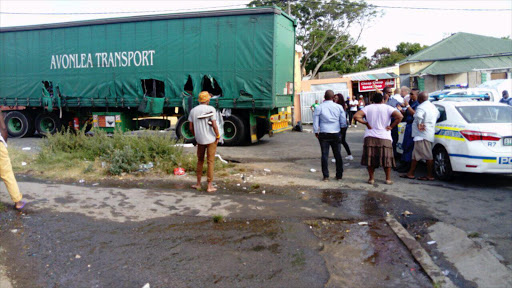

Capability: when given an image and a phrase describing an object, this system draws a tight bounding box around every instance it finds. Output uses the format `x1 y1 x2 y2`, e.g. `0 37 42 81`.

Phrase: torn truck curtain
0 8 294 110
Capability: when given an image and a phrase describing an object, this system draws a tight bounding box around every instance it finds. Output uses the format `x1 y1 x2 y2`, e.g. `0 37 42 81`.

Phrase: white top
412 101 440 143
391 94 404 104
188 104 218 145
361 104 396 141
403 95 411 103
349 100 358 111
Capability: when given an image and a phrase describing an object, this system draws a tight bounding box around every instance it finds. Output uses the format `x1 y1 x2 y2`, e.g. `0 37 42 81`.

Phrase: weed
251 183 261 190
0 202 6 212
212 215 224 223
468 232 480 238
83 162 95 174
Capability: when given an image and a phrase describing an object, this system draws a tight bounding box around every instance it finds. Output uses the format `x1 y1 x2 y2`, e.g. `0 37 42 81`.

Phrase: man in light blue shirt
313 90 347 181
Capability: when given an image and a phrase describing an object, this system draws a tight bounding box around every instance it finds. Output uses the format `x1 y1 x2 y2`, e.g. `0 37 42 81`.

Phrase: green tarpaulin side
415 56 512 76
0 8 295 111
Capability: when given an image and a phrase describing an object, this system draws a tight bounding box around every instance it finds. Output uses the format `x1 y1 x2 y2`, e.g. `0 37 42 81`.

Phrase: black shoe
336 176 343 181
322 177 329 182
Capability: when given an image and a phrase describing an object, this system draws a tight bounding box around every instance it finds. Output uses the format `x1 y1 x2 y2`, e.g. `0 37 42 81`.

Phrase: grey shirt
188 104 217 145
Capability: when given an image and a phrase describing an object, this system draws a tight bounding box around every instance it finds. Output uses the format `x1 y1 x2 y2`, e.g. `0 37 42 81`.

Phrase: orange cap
198 91 211 103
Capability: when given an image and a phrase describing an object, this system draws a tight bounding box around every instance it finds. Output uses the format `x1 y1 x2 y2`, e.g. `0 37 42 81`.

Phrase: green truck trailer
0 7 296 145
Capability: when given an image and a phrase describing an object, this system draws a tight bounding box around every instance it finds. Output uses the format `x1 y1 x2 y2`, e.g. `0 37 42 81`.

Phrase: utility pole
287 0 291 14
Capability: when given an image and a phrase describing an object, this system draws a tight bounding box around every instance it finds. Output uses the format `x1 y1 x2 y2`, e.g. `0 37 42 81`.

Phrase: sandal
399 174 415 179
14 201 26 211
417 176 435 181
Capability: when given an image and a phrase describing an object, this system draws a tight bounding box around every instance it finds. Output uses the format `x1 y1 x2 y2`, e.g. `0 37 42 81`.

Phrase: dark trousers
318 132 343 179
391 126 399 158
349 111 356 125
340 127 351 155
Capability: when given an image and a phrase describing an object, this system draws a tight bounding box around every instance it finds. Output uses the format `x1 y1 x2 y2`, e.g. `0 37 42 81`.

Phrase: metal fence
300 90 350 124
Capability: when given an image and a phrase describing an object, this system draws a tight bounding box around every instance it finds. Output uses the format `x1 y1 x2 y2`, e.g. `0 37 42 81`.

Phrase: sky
1 0 511 58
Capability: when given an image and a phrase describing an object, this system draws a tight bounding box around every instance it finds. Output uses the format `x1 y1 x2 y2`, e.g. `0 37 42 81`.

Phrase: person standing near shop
397 91 419 173
348 95 358 127
358 95 365 110
334 93 353 160
354 92 403 185
189 91 220 193
313 90 346 181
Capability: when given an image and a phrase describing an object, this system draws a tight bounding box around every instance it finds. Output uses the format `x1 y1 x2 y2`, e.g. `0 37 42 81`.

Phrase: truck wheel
175 116 194 143
433 146 454 181
223 115 245 146
4 111 30 138
35 113 62 135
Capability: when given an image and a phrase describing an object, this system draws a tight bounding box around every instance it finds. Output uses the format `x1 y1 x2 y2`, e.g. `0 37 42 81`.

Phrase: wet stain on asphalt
0 210 328 288
321 190 346 207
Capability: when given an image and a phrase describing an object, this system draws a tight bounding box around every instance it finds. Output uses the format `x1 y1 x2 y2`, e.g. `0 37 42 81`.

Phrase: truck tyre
433 146 454 181
35 113 62 135
223 115 245 146
175 116 194 143
4 111 30 138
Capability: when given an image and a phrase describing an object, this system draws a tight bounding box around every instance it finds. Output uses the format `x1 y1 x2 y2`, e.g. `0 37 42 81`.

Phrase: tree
305 43 367 74
396 42 428 57
248 0 379 78
370 42 428 68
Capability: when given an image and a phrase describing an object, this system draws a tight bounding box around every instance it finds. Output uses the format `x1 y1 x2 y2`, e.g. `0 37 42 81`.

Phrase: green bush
36 128 223 176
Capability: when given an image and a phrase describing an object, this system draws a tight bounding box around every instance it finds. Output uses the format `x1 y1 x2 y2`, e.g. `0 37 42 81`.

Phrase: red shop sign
358 79 396 92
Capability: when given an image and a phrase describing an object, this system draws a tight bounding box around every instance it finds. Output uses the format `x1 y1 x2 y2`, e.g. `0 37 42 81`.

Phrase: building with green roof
398 32 512 92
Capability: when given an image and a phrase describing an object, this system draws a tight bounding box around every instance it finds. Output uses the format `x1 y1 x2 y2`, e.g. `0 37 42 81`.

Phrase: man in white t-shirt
402 92 440 181
188 91 220 193
348 96 358 127
0 111 26 210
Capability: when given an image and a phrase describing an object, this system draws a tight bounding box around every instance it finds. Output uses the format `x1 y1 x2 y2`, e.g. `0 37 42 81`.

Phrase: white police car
397 101 512 180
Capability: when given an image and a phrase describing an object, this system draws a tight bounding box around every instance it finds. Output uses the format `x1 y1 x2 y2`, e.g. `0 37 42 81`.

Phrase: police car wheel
433 146 454 181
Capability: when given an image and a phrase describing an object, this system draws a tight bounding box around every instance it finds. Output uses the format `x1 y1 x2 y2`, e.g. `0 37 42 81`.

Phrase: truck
0 7 296 145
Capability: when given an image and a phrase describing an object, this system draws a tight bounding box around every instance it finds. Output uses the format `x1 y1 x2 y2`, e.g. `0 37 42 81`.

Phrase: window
435 105 447 123
456 106 512 123
141 79 165 98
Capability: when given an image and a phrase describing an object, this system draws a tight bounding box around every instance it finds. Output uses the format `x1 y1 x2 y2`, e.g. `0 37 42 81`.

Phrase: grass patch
467 232 480 238
251 183 261 190
10 129 229 180
212 214 224 223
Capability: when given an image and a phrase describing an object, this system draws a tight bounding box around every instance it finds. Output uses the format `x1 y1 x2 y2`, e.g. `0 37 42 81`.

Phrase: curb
385 215 456 288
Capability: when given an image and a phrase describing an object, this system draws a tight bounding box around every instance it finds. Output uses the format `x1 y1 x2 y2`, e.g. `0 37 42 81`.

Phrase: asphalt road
1 127 511 287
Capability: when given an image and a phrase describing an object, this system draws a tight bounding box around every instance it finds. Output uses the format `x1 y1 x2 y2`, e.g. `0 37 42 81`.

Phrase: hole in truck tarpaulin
141 79 165 98
202 75 223 97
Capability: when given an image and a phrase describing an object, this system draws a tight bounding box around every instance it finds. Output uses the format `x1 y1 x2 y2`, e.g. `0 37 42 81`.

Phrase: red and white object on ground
173 167 185 175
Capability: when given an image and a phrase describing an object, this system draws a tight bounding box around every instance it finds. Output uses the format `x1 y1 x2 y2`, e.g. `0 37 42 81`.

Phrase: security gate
300 90 350 124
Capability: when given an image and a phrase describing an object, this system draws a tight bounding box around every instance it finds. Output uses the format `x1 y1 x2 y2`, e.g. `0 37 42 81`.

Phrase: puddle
321 190 346 207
